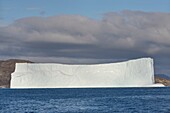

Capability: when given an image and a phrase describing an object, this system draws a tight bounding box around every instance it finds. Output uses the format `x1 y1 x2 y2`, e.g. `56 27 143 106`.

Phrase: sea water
0 88 170 113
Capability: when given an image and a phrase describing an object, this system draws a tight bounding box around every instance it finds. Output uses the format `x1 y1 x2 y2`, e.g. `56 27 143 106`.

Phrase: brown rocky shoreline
0 59 170 88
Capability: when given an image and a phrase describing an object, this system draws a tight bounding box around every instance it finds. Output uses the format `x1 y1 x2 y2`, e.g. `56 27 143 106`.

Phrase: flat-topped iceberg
10 58 164 88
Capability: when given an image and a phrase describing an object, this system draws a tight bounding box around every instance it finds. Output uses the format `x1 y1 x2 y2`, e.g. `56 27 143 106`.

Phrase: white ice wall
11 58 156 88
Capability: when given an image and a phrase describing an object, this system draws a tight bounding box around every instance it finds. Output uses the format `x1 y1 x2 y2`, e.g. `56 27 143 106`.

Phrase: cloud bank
0 10 170 74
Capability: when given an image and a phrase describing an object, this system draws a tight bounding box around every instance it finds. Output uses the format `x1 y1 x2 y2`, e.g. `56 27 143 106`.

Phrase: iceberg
10 58 163 88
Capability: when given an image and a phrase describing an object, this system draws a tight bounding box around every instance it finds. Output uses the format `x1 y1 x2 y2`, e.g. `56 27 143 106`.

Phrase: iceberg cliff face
11 58 159 88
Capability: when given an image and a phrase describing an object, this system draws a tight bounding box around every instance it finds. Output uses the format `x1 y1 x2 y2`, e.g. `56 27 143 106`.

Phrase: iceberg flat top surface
11 58 158 88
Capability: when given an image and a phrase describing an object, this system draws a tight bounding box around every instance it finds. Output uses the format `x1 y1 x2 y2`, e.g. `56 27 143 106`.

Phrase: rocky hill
0 59 32 88
155 75 170 86
0 59 170 88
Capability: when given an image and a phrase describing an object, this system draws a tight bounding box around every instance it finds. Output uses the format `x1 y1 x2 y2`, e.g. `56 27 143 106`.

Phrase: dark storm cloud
0 10 170 74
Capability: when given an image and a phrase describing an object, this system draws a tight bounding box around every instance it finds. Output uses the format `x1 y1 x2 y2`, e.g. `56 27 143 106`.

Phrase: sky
1 0 170 24
0 0 170 75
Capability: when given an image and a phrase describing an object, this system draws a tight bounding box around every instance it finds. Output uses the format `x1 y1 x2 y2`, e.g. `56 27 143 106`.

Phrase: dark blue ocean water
0 88 170 113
